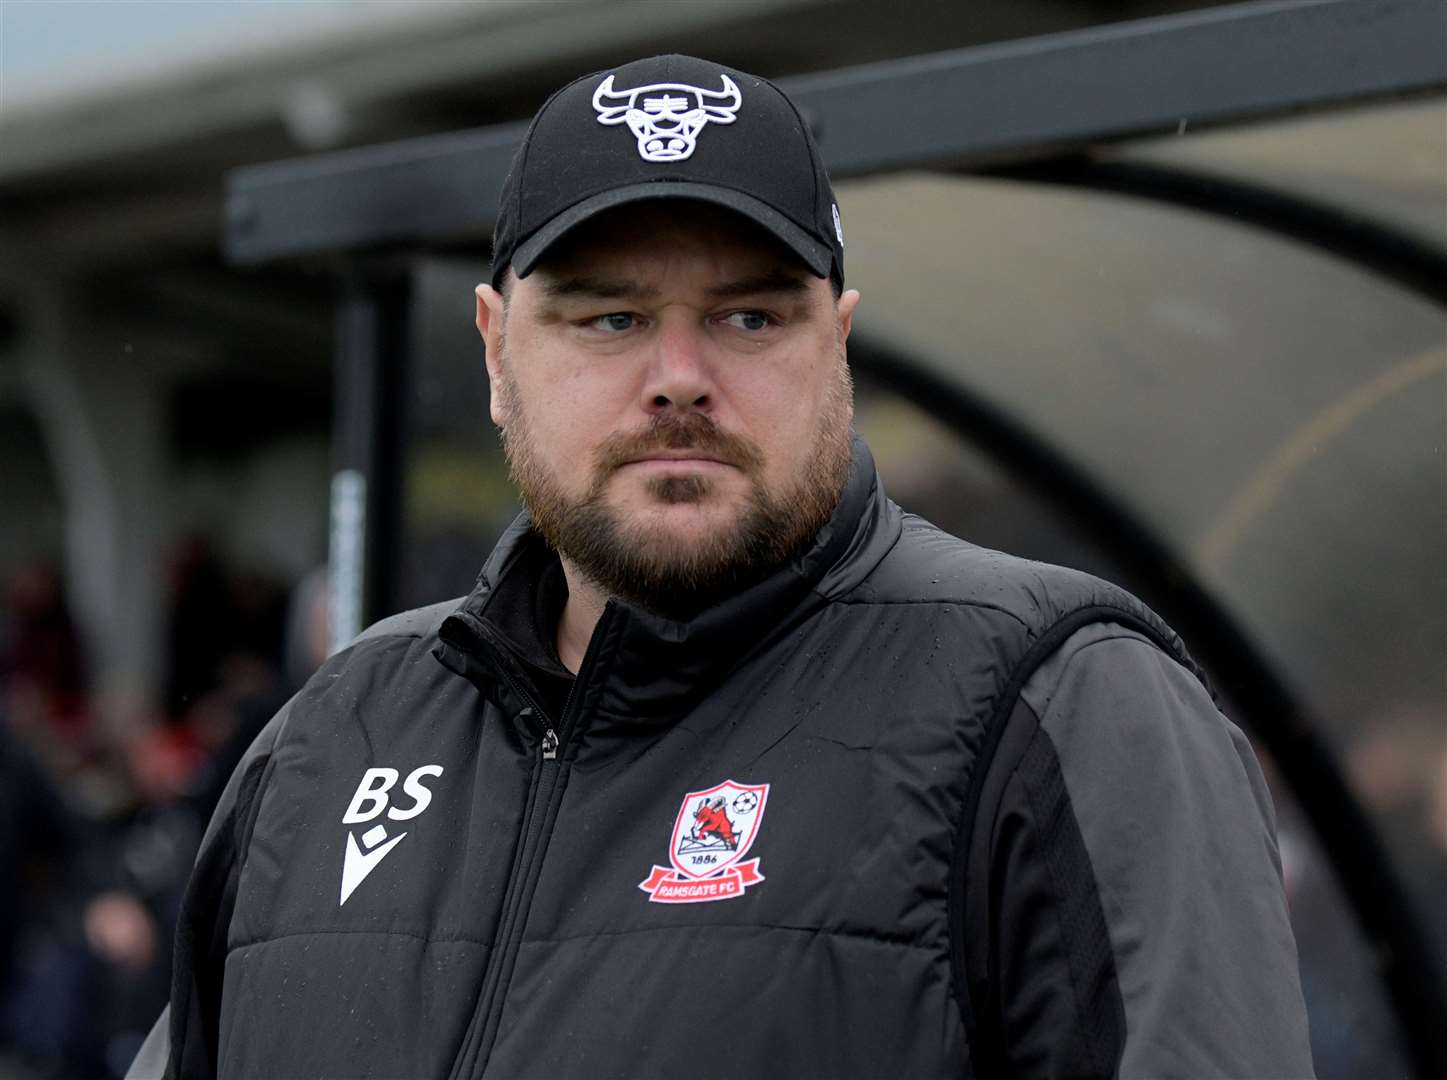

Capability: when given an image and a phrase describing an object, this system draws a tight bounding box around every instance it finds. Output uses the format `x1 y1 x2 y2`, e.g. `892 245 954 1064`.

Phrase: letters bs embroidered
339 765 443 905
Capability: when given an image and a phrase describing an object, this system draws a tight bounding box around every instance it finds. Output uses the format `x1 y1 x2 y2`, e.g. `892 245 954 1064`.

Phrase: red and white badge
638 779 770 904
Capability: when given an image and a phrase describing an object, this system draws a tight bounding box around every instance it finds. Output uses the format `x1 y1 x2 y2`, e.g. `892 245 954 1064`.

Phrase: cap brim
510 182 833 281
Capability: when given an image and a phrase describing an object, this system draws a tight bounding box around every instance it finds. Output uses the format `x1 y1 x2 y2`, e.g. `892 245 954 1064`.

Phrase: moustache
593 413 764 475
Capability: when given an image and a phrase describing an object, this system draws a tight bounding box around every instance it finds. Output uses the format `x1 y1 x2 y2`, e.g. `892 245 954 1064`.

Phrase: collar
437 434 901 724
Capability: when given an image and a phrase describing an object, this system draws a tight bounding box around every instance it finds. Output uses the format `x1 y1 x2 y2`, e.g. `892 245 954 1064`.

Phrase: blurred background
0 1 1443 1077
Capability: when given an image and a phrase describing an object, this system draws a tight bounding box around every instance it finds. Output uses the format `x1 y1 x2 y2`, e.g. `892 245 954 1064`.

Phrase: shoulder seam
352 597 463 645
830 596 1033 630
1038 626 1178 674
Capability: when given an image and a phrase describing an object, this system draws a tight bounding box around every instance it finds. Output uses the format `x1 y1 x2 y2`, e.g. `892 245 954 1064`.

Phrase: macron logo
339 765 443 906
341 828 407 904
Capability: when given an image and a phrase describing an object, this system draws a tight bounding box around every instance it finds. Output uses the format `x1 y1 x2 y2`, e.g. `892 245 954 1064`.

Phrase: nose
640 319 714 415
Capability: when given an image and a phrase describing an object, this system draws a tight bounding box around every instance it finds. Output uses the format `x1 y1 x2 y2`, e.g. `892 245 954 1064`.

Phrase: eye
588 312 638 332
722 310 773 332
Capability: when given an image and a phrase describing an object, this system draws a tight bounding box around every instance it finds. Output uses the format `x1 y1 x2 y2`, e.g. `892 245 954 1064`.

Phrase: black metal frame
223 1 1447 1074
225 0 1447 264
994 157 1447 307
329 264 411 646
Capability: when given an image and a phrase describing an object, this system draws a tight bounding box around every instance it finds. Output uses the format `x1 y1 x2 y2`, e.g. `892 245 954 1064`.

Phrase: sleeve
126 698 296 1080
973 622 1315 1080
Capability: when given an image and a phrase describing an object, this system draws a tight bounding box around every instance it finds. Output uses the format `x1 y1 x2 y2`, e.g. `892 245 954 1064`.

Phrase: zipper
446 604 614 1080
449 611 559 760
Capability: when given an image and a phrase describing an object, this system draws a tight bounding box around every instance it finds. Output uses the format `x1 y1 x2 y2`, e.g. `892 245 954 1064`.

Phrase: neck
556 558 609 673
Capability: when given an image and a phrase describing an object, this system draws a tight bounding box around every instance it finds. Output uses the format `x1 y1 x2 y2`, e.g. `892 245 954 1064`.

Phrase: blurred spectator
1 561 92 764
190 565 329 821
0 719 82 1030
1347 717 1447 962
1273 716 1447 1079
162 535 236 722
0 718 157 1079
283 566 330 694
0 544 324 1078
162 536 286 724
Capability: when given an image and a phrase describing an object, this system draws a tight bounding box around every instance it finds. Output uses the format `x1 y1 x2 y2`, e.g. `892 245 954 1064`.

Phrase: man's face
476 202 860 617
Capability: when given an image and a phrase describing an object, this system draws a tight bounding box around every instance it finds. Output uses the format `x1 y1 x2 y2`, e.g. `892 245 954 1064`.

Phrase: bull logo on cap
592 73 742 162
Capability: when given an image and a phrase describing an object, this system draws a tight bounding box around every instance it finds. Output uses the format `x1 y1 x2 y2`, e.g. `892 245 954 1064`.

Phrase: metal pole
329 263 410 652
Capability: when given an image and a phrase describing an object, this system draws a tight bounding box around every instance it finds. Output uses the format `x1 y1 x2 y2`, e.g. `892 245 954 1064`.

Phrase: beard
494 348 854 620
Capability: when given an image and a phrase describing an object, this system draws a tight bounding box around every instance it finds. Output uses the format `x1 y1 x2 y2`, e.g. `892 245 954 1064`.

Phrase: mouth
621 454 735 471
626 450 731 464
595 416 763 478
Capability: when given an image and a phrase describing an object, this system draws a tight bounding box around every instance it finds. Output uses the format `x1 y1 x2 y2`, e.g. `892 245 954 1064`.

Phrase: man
131 55 1313 1079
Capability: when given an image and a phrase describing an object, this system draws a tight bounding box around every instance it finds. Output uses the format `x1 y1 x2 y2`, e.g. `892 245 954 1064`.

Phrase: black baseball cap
491 54 844 291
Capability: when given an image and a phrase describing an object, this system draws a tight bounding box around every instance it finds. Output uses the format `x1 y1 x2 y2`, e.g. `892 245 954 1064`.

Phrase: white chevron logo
340 824 407 905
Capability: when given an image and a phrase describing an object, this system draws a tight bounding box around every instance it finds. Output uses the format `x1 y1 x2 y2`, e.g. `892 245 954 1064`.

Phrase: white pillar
18 283 169 706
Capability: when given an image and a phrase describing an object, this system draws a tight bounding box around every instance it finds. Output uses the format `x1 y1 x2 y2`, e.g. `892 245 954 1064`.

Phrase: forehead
525 201 821 293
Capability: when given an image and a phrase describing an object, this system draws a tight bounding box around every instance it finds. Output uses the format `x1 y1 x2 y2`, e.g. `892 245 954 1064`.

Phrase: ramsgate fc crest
638 779 769 904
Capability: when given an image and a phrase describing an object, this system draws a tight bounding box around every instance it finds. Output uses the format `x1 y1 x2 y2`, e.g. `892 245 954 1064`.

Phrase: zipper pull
518 707 559 760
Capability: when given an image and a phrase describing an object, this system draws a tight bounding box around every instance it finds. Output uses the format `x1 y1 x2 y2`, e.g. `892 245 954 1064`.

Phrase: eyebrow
539 276 657 301
704 270 812 300
537 269 811 303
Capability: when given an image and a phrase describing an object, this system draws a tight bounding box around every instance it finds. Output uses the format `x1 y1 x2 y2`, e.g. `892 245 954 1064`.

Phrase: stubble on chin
648 474 712 505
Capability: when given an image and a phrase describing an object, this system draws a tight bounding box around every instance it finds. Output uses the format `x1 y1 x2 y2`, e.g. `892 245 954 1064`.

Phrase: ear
836 288 861 343
475 283 508 426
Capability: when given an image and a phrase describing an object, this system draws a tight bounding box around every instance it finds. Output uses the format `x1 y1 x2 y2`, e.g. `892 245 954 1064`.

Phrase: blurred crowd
0 540 327 1080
